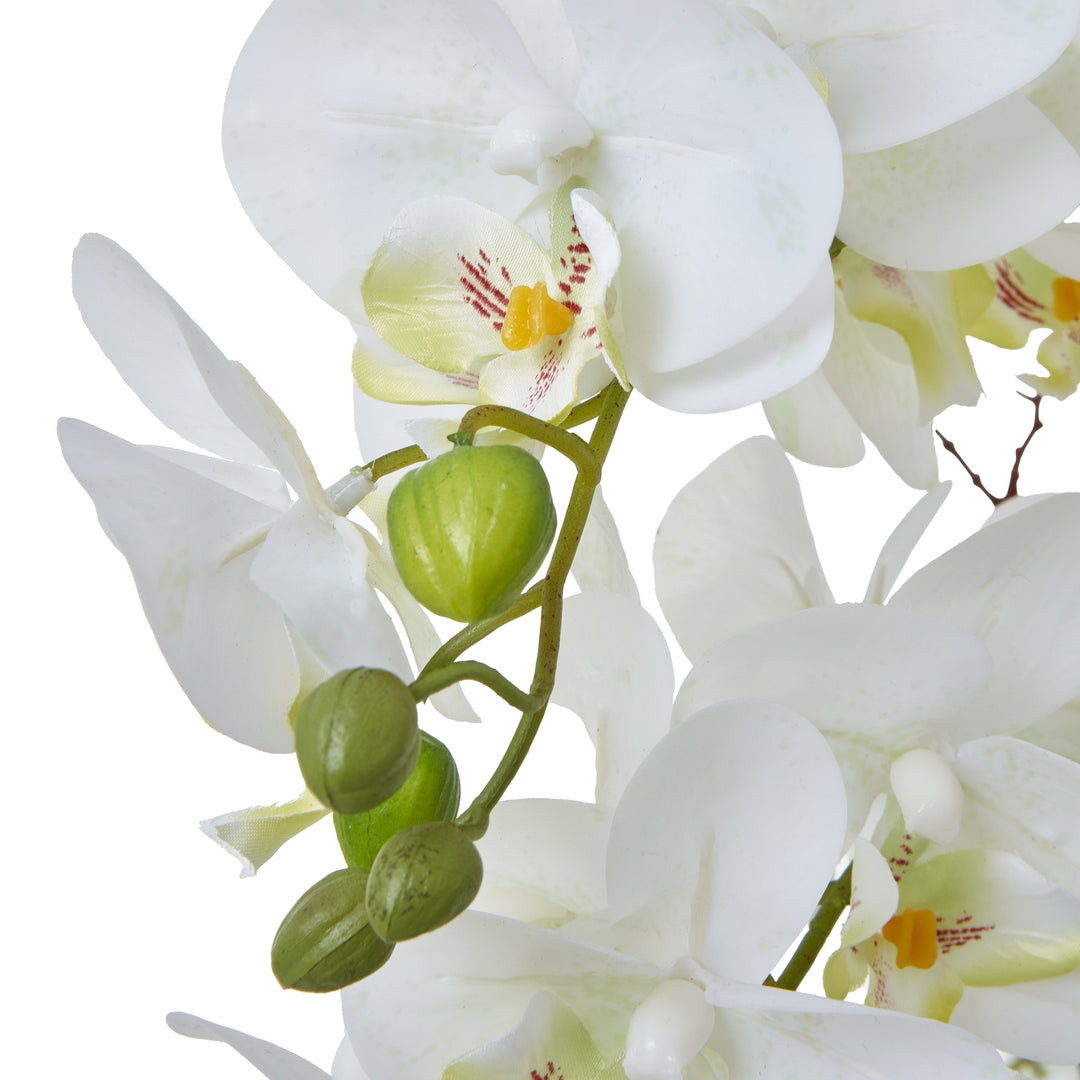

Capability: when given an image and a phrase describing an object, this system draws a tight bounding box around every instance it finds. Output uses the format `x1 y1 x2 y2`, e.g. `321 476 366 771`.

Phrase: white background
7 2 1079 1076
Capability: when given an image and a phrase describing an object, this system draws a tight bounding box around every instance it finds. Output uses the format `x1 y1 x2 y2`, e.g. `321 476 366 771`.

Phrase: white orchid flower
59 235 474 759
969 222 1080 399
338 695 1010 1080
657 437 1080 891
822 837 1080 1063
223 0 843 414
355 179 622 421
762 247 996 488
733 0 1080 269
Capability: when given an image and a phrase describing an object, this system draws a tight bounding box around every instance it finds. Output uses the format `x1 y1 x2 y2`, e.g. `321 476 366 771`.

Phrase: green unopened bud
271 868 394 992
295 668 420 814
387 444 557 622
365 821 483 942
335 732 461 870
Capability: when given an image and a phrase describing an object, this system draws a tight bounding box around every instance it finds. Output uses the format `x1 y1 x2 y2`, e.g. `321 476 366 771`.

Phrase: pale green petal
570 486 639 602
199 791 329 878
351 328 482 408
839 95 1080 271
654 436 832 663
362 197 551 374
762 366 866 469
1019 694 1080 763
900 849 1080 987
444 991 623 1080
1024 220 1080 278
167 1013 331 1080
823 944 870 1000
970 249 1058 349
824 291 940 489
1027 329 1080 398
833 247 985 422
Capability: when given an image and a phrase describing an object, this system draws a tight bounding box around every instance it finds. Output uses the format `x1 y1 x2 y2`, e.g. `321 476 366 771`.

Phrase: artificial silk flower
356 180 621 421
340 704 1010 1080
659 438 1080 890
224 0 843 413
763 247 995 488
823 837 1080 1061
58 235 476 753
969 223 1080 399
733 0 1080 269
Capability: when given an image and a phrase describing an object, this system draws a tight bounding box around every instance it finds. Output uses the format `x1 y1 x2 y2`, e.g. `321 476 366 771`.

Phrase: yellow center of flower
1052 276 1080 323
882 907 938 970
500 282 574 351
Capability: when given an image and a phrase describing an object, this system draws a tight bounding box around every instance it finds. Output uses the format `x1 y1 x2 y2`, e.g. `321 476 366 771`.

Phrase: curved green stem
363 443 427 483
409 660 544 714
458 381 631 838
457 404 601 485
766 862 852 991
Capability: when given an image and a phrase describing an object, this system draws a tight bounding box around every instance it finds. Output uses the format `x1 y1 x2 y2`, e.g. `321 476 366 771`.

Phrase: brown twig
935 392 1043 506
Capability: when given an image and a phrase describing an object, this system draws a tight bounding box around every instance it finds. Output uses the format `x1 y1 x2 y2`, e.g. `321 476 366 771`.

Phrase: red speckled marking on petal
994 260 1047 323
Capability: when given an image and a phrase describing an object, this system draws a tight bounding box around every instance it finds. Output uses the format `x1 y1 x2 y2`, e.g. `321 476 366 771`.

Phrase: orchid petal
478 336 598 421
950 970 1080 1065
342 912 657 1080
362 198 552 374
199 790 328 878
700 973 1007 1080
756 0 1080 154
607 701 846 983
331 1037 368 1080
890 748 966 846
476 799 608 918
832 248 987 421
224 0 554 321
71 235 270 466
1024 220 1080 278
954 736 1080 897
551 593 673 812
146 446 291 509
59 420 297 751
890 493 1080 739
1027 35 1080 154
444 990 623 1080
570 486 638 601
249 502 411 682
654 436 832 663
673 605 993 838
166 1013 331 1080
1019 694 1080 763
824 293 940 489
762 366 866 469
839 95 1080 271
900 849 1080 986
627 257 836 413
843 839 900 948
863 938 967 1022
352 328 482 409
863 482 951 605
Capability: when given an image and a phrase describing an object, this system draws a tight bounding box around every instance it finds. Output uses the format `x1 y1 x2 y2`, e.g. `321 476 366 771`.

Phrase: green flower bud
387 444 557 622
365 821 483 943
335 731 461 870
295 668 420 814
271 867 394 992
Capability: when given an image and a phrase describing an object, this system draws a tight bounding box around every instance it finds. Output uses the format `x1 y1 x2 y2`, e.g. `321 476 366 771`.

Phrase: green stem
364 443 427 483
458 382 632 838
457 404 601 485
409 660 544 714
766 863 853 991
560 392 606 430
